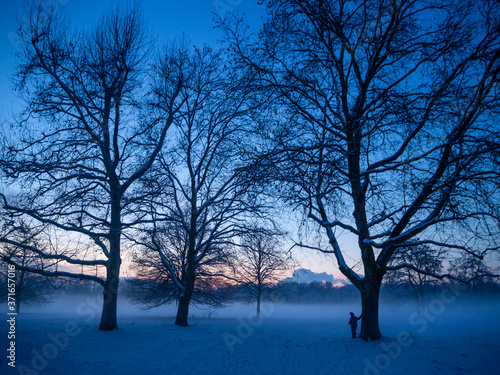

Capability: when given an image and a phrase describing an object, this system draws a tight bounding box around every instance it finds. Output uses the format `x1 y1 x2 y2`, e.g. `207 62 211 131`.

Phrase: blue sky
0 0 263 121
0 0 353 280
2 1 497 282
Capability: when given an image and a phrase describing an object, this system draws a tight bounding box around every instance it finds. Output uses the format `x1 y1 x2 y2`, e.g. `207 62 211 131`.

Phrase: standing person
348 312 362 338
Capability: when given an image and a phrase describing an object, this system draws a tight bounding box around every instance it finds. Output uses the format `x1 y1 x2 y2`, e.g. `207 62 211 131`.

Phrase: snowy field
2 294 499 375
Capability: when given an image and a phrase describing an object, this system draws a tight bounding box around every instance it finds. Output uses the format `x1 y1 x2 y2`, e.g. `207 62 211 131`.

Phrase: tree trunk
175 295 191 327
359 280 382 341
175 274 195 326
99 196 121 331
15 270 24 314
175 189 198 327
256 283 262 319
99 254 120 330
174 226 196 327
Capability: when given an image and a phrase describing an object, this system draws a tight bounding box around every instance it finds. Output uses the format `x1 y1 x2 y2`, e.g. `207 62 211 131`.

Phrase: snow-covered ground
2 294 499 375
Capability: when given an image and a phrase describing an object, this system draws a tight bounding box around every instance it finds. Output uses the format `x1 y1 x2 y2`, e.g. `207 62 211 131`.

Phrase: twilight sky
0 0 354 279
1 1 498 281
0 0 263 121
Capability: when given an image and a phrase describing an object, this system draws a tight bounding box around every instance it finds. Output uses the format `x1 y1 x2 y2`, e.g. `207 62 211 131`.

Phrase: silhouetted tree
450 254 495 292
386 245 444 308
127 221 233 309
0 3 185 330
130 46 268 327
221 0 500 340
0 222 58 312
237 230 291 317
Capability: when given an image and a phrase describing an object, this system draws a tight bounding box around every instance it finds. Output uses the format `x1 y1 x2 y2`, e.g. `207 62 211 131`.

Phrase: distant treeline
7 277 497 310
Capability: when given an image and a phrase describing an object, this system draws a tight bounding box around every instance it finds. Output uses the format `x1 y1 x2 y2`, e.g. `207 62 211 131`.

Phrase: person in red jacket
348 312 362 338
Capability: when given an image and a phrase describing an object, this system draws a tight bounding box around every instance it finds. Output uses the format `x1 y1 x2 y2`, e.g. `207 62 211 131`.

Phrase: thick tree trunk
175 191 198 327
99 254 120 330
175 295 191 327
99 196 121 331
175 273 195 327
359 280 382 341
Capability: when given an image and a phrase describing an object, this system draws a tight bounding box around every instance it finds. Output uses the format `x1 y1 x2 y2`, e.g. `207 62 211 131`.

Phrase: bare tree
385 245 444 309
126 220 233 309
130 46 268 327
221 0 500 340
0 2 185 330
0 222 59 313
450 254 495 292
237 230 291 318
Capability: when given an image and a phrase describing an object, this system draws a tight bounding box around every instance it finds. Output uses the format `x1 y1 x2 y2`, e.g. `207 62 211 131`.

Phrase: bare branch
386 263 500 284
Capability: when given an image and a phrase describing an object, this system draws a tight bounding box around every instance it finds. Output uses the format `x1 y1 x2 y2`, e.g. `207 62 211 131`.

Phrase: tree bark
175 272 195 327
175 295 191 327
99 253 120 330
175 202 197 327
99 195 122 331
99 236 121 330
359 279 382 341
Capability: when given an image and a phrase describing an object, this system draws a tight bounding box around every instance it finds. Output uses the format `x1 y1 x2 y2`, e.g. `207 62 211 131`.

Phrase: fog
2 292 499 375
12 290 500 326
